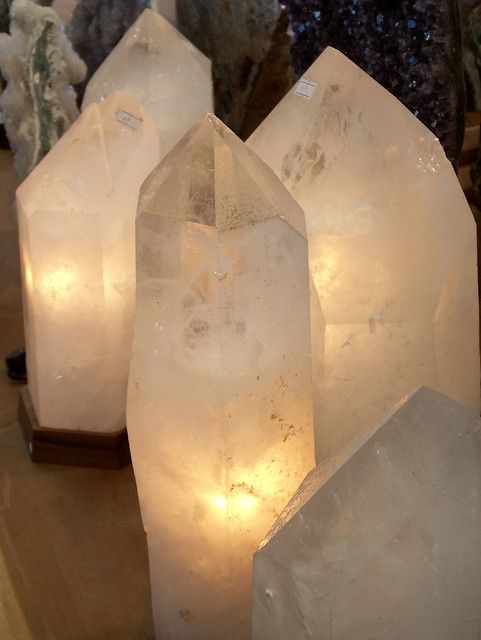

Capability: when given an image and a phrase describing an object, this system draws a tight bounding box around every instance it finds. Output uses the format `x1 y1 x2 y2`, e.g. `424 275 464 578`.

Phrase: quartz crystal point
248 47 480 462
0 0 86 178
82 9 213 153
280 0 465 165
127 113 315 640
69 0 177 95
252 387 481 640
17 91 163 432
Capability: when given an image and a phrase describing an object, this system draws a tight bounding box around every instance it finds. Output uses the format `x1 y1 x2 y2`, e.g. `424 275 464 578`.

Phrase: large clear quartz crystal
82 8 213 153
252 387 481 640
17 91 163 432
248 47 480 462
68 0 178 94
127 114 315 639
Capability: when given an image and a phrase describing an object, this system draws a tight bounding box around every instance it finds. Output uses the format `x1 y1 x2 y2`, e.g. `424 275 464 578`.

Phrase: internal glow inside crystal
82 9 213 153
127 114 315 639
17 91 163 431
248 47 480 462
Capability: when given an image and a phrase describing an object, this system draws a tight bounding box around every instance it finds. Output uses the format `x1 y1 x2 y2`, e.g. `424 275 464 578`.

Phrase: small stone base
18 387 131 469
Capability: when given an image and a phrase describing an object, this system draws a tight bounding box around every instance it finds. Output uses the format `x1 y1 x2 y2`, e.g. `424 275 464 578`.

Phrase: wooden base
18 387 131 469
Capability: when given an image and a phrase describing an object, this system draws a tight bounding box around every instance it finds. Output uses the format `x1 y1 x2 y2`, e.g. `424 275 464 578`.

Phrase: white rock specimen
127 114 315 639
248 47 480 462
82 9 212 153
252 387 481 640
177 0 280 133
0 0 86 178
17 91 162 432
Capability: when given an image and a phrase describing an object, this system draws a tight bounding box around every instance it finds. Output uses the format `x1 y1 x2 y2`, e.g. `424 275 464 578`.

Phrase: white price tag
295 79 318 100
116 109 143 130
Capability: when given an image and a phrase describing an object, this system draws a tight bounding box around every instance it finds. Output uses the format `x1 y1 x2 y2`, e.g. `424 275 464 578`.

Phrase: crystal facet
252 387 481 640
248 47 480 462
69 0 178 94
127 114 315 639
82 9 213 152
17 91 163 432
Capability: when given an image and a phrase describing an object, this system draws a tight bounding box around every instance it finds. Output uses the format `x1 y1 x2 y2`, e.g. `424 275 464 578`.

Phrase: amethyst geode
281 0 465 165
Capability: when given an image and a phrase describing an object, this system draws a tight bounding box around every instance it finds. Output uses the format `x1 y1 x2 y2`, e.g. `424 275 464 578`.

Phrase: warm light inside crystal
127 115 314 640
40 266 77 296
16 91 163 432
210 492 260 517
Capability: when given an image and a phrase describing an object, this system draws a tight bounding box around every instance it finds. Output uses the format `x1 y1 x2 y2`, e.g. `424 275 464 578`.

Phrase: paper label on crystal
295 79 317 99
116 109 143 130
82 9 214 143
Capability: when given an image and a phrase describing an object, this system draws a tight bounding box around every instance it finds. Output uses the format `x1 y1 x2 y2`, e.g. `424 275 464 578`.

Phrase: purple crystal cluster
281 0 465 164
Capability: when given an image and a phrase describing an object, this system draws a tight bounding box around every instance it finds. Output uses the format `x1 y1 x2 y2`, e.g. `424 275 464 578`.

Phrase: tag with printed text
295 79 318 100
116 109 143 130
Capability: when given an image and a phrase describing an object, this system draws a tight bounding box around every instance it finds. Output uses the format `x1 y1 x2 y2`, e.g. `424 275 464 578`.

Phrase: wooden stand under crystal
16 91 163 468
18 387 130 469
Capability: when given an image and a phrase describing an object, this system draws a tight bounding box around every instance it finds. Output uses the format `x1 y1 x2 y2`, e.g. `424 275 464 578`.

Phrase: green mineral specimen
0 0 86 177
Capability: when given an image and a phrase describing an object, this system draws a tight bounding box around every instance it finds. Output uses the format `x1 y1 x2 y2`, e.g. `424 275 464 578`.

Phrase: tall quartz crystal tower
17 91 162 433
127 114 315 640
82 9 213 153
248 47 480 462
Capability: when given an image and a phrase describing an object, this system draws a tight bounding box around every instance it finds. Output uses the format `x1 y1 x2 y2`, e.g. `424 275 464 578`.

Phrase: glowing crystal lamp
82 9 213 153
17 91 163 436
248 47 480 462
127 114 315 639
